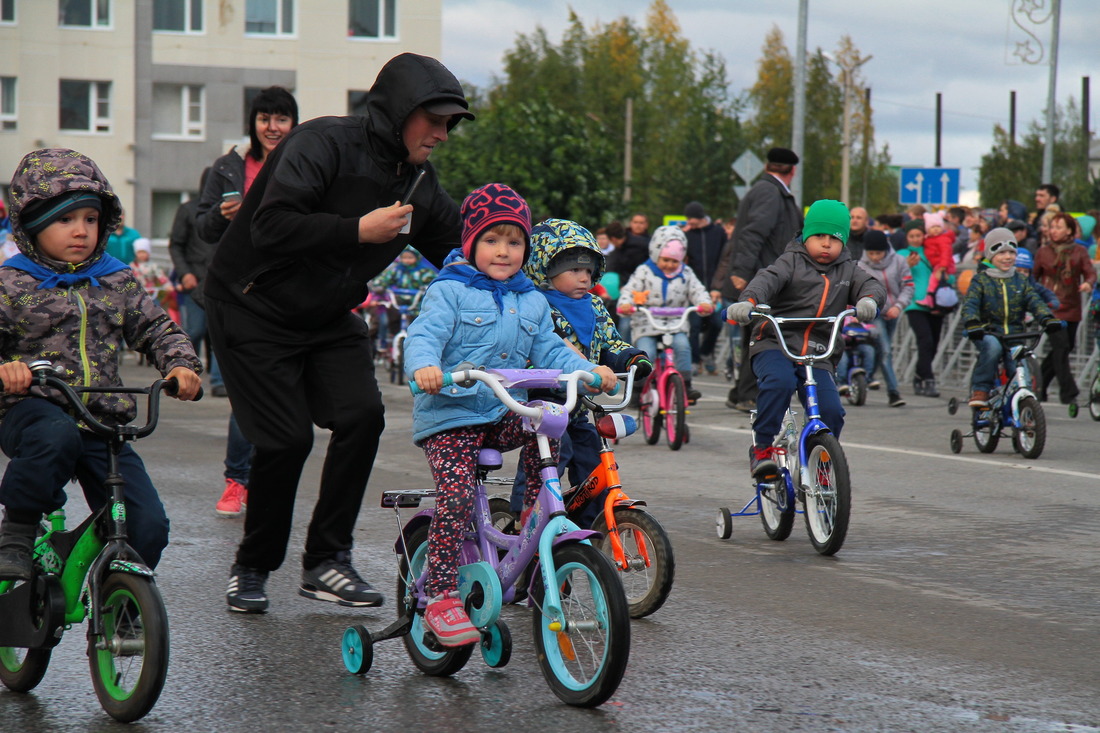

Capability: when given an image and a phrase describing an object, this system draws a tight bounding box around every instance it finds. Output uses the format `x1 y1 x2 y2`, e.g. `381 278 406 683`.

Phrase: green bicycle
0 361 193 722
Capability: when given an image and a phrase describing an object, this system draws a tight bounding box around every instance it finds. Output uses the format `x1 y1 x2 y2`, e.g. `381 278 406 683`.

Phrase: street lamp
822 51 871 206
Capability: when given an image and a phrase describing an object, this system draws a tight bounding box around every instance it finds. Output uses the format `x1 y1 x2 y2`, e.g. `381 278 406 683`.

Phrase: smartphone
222 191 242 204
399 170 425 233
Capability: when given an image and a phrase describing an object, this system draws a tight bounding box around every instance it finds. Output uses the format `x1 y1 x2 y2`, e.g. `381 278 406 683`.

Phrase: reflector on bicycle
596 414 636 439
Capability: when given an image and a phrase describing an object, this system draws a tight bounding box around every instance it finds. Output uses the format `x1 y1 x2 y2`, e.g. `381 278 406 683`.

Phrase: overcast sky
441 0 1097 200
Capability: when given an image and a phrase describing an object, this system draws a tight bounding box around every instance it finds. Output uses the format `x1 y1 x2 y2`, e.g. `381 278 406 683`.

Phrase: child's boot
922 378 940 398
912 377 925 396
887 390 906 407
685 379 701 405
968 389 990 408
0 514 38 580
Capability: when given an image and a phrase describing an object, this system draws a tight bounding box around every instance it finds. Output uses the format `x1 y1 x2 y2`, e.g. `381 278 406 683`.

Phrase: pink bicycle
635 306 698 451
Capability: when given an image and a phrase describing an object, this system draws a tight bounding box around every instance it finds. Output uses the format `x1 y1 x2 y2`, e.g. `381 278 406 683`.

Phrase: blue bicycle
341 368 630 708
716 306 853 556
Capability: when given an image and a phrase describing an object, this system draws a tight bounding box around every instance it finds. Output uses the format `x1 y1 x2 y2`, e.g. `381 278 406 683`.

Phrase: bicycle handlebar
0 361 196 441
750 305 856 364
409 368 601 416
579 365 637 413
635 305 700 333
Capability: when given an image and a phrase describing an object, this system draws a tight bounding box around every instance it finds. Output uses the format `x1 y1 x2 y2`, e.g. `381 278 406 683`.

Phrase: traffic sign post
898 167 960 205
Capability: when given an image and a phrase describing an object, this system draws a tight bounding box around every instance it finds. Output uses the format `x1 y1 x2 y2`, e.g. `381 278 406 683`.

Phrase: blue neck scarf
645 259 684 300
430 248 535 311
4 252 130 290
542 288 597 351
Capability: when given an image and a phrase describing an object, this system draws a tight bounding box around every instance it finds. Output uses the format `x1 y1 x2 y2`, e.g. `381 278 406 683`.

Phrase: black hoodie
204 54 469 329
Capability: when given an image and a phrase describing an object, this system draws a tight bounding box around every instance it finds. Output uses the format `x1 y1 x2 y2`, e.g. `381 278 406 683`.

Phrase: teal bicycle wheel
531 543 630 707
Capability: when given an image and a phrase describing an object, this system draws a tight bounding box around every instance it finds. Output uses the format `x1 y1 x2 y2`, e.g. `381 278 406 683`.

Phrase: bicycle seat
477 449 503 471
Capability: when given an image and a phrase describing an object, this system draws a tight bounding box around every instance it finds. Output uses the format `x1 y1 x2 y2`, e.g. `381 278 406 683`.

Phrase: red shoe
749 445 779 479
216 478 247 516
424 592 481 647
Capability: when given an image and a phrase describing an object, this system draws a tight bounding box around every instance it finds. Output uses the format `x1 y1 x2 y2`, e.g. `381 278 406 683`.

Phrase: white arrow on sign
941 172 951 204
904 172 924 204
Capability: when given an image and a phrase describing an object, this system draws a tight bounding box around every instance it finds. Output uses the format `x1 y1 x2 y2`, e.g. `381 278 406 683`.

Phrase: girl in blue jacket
404 183 616 647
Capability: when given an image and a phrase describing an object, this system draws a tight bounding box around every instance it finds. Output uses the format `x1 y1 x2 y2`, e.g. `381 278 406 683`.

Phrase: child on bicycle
0 148 203 581
726 199 884 480
961 228 1060 408
367 245 436 340
509 218 653 525
405 184 617 647
616 225 714 403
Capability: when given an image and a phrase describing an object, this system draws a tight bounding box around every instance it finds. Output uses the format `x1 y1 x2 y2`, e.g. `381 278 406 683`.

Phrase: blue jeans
689 310 724 362
637 333 692 376
837 343 876 383
870 317 901 394
225 412 253 483
971 335 1015 393
751 349 845 447
0 398 169 568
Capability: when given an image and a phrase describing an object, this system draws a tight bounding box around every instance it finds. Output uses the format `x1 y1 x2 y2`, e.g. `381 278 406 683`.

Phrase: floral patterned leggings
421 414 558 596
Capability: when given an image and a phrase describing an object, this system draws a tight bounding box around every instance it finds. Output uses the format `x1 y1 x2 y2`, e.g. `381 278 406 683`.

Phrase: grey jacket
739 238 886 370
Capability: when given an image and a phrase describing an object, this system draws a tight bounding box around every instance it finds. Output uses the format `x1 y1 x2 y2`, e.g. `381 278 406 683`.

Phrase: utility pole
827 49 871 206
1041 0 1061 183
791 0 808 207
623 97 633 204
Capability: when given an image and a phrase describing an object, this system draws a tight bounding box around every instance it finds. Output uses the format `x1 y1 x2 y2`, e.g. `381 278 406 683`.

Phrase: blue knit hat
22 191 103 236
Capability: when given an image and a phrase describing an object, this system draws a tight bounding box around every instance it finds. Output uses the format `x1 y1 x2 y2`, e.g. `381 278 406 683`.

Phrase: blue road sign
899 167 961 205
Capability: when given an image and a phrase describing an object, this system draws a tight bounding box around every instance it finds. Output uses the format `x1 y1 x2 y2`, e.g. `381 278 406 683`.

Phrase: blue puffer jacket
404 278 598 443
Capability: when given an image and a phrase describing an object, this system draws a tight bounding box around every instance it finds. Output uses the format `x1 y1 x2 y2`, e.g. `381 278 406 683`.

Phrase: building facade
0 0 443 240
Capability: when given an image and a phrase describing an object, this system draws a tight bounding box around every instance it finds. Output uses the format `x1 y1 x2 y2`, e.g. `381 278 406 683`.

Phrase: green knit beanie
802 199 850 244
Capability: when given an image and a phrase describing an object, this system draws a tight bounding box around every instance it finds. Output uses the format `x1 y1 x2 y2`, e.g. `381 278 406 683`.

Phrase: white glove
726 301 755 325
855 297 878 323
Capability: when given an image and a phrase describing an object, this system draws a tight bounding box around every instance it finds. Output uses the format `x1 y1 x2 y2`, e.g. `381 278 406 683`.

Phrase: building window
347 90 369 116
153 0 202 32
59 0 111 28
152 84 204 140
1 77 16 131
348 0 396 39
1 0 15 24
245 0 294 36
59 80 111 133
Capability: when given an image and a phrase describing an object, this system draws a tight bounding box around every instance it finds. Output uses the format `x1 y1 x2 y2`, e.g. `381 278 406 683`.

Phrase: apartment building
0 0 443 239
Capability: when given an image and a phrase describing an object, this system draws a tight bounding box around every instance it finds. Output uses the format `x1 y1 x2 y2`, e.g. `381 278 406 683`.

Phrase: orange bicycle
489 367 675 618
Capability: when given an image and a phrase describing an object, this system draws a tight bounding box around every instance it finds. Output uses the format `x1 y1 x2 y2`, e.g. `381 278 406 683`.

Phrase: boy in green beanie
725 199 885 479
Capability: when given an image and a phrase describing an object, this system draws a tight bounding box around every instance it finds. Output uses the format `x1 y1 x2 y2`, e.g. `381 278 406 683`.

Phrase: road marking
696 423 1100 482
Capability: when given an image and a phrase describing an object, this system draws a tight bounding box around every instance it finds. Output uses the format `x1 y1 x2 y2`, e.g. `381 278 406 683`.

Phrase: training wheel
480 619 512 668
949 429 963 454
342 625 373 674
1068 402 1079 419
716 507 733 540
947 397 959 415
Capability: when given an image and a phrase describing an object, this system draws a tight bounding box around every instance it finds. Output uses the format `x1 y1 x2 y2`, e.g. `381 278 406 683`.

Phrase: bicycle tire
639 375 661 445
531 543 630 707
1012 396 1045 459
759 471 795 541
397 524 474 676
801 433 851 556
665 372 687 451
0 645 52 693
591 507 675 618
848 372 867 406
1089 372 1100 421
973 412 1000 453
89 573 169 723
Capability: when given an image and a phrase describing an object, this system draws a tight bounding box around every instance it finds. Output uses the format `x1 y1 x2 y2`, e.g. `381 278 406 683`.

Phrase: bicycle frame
636 306 697 399
974 332 1042 431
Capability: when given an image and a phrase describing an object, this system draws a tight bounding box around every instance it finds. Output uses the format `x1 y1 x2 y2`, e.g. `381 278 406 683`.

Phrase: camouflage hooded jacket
2 148 200 424
523 218 642 372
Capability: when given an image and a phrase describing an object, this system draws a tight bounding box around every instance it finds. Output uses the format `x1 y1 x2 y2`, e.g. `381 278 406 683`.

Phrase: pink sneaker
424 592 480 647
215 478 247 516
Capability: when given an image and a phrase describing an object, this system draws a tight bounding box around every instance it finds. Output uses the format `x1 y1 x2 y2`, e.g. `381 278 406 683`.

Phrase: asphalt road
3 358 1099 732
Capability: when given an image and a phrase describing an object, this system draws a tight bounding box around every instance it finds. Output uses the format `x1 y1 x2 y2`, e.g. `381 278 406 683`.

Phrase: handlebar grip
408 372 454 395
194 386 204 402
587 371 602 391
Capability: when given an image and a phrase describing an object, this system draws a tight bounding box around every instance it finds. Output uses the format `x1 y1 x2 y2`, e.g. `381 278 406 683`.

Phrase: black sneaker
687 387 702 404
888 391 906 407
227 564 269 613
299 551 384 607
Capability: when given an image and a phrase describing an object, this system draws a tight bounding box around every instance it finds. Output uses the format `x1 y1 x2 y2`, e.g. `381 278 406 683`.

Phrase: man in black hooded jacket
205 53 473 614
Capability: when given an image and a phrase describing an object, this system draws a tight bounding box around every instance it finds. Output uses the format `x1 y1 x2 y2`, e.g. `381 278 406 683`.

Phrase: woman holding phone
191 86 299 516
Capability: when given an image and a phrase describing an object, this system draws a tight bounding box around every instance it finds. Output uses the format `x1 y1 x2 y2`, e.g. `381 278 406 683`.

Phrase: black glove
628 355 654 380
967 329 985 342
1044 319 1065 334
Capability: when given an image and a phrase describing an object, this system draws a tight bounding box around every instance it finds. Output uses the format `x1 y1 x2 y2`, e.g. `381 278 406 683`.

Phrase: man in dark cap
205 53 474 614
722 147 803 410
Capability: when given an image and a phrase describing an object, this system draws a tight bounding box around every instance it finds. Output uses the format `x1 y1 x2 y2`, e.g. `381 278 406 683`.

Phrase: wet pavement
3 359 1099 732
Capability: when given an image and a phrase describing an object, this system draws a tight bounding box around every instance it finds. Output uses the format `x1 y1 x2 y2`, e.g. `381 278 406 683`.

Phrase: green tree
432 0 746 229
978 98 1099 211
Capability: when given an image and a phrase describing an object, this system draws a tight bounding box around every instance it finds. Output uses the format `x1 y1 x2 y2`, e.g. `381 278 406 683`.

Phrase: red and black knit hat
460 183 532 261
